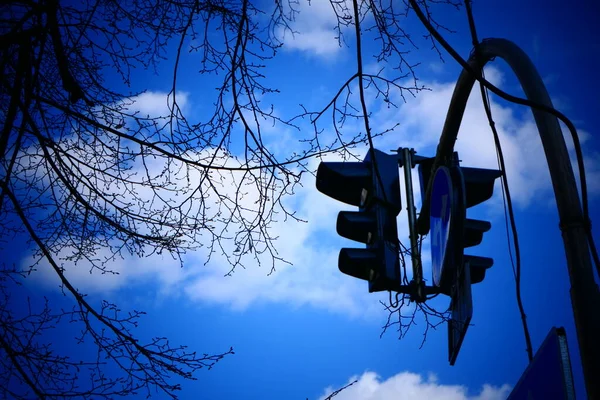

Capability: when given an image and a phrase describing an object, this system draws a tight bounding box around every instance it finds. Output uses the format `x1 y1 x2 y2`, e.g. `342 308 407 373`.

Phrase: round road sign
430 166 453 287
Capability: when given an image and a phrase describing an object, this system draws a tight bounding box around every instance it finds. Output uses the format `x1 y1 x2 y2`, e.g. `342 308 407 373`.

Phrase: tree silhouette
1 0 455 397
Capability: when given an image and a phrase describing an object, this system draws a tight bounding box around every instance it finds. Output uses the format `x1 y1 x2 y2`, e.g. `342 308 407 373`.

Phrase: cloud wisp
279 1 350 57
318 371 511 400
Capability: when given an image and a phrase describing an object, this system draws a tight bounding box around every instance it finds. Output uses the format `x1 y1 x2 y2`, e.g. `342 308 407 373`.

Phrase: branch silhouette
1 0 457 397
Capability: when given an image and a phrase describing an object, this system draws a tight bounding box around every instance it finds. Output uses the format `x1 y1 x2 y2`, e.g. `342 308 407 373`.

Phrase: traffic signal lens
360 188 369 207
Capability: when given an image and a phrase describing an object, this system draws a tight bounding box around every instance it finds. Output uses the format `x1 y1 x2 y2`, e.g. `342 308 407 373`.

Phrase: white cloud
280 1 349 57
181 165 392 317
318 371 511 400
128 91 190 117
22 149 404 319
22 247 189 295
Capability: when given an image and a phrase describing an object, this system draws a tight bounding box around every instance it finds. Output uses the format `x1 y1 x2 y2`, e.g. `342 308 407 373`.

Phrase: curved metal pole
417 38 600 399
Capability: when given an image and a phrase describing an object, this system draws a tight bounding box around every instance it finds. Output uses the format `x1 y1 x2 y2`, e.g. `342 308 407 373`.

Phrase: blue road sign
508 327 575 400
448 256 473 365
430 166 453 287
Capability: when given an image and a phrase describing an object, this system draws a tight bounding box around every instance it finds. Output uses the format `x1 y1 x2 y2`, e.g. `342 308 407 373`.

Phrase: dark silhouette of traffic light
316 148 401 292
459 166 503 285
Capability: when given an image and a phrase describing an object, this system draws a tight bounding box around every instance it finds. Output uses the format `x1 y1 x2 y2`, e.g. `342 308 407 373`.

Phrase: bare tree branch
1 0 459 397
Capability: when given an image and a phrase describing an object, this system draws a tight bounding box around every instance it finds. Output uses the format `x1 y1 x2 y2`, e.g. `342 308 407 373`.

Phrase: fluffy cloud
181 160 395 317
128 90 189 117
318 371 511 400
24 153 395 318
22 247 189 295
279 1 349 57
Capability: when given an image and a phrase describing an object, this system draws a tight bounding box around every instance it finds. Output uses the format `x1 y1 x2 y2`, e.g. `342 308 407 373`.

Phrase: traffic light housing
316 149 401 292
458 166 502 286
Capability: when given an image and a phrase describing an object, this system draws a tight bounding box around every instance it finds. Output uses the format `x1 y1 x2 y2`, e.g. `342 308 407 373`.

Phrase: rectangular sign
507 327 575 400
448 260 473 365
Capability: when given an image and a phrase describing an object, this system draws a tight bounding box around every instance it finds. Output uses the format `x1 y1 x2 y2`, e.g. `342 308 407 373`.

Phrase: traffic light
458 166 503 285
316 148 401 292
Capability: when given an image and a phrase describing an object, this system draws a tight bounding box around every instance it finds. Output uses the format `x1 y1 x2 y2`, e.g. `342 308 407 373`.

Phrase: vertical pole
402 148 424 301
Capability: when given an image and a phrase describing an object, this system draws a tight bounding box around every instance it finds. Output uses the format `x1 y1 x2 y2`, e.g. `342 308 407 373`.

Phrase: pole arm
401 148 425 301
416 37 600 399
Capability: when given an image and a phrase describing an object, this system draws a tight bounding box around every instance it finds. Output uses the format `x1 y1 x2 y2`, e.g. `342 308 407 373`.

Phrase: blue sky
4 0 600 399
